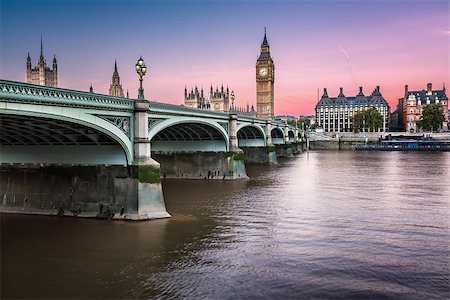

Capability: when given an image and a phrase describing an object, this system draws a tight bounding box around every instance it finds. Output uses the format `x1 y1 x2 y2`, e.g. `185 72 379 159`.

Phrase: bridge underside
238 126 265 147
151 122 227 152
288 131 295 143
0 114 127 165
271 128 284 144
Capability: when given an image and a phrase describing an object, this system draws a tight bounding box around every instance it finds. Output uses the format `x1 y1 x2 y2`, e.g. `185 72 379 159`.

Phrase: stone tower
209 84 229 112
26 37 58 87
256 28 275 119
109 60 124 97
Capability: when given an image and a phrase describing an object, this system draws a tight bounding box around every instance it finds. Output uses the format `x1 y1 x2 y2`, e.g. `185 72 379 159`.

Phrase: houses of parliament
184 29 275 119
27 29 276 119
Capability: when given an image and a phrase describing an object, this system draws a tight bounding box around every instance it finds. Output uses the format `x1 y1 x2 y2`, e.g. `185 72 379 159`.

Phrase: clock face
259 67 268 77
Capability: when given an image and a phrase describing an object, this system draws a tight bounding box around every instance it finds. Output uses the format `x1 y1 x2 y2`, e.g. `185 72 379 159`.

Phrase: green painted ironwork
0 80 134 111
0 80 302 155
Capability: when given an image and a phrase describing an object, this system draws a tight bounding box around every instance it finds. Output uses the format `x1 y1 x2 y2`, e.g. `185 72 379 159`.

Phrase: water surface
2 151 449 299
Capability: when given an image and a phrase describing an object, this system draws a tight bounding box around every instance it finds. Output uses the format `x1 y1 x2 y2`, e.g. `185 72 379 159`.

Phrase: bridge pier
0 164 169 220
240 146 278 164
130 98 170 219
276 143 294 157
152 152 247 179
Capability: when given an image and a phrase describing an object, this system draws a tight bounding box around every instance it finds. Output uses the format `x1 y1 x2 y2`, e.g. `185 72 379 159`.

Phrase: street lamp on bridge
230 91 235 110
135 56 147 100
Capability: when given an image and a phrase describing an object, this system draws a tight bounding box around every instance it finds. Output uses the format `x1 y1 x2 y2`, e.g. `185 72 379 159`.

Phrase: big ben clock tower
256 28 275 119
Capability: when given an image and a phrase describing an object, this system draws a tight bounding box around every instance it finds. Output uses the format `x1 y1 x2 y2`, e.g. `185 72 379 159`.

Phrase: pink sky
2 0 449 116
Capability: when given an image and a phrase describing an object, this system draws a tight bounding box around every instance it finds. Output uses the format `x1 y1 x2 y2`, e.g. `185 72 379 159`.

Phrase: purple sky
1 0 449 115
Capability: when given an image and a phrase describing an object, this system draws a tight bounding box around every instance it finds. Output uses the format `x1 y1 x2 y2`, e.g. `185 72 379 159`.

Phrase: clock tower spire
256 28 275 119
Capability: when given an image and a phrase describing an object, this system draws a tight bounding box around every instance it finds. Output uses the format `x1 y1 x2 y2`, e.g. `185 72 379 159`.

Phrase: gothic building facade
402 83 448 132
256 28 275 119
109 60 124 97
183 85 256 116
26 38 57 87
184 85 230 112
315 86 390 132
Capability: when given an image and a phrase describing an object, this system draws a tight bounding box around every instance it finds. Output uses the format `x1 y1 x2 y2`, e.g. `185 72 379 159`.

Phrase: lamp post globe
135 56 148 100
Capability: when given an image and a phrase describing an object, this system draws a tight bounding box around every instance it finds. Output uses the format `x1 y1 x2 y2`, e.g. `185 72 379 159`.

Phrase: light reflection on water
1 151 449 299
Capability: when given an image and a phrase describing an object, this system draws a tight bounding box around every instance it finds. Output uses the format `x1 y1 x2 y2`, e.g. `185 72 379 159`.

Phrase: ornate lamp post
230 90 235 110
135 56 147 100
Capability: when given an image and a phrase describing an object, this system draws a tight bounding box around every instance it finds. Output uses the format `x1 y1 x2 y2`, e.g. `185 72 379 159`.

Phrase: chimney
404 84 408 94
359 86 363 93
427 83 432 93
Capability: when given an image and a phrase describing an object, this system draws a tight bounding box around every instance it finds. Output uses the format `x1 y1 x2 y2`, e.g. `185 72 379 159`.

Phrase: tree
417 103 445 132
352 111 365 133
365 107 383 132
352 107 383 133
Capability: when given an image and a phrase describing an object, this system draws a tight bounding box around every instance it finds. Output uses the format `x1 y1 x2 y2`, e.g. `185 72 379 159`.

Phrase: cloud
338 44 358 87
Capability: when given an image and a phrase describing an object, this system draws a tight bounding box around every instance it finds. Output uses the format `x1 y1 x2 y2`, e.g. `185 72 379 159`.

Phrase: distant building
402 83 448 132
230 103 257 117
26 37 57 87
109 60 124 97
274 115 297 123
315 86 390 132
183 85 256 116
184 85 230 112
389 98 404 131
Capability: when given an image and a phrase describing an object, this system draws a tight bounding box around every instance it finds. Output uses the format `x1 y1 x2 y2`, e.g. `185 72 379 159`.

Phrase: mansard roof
407 89 448 101
315 86 389 109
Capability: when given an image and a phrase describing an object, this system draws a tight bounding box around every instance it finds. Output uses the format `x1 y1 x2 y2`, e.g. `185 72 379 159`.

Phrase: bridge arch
236 124 266 147
271 127 284 144
288 130 295 143
149 118 229 152
0 107 133 165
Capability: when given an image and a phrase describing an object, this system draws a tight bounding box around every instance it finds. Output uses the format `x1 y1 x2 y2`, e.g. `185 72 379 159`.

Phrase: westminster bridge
0 79 303 220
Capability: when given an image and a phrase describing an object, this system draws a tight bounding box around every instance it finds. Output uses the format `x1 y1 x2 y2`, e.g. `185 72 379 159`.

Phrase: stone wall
152 152 248 180
275 144 294 157
309 140 378 150
0 164 169 220
240 147 278 165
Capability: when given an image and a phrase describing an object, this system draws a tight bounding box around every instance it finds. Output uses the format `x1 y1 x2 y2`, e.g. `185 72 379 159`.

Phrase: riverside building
402 83 448 133
183 85 257 116
184 85 230 112
315 86 390 132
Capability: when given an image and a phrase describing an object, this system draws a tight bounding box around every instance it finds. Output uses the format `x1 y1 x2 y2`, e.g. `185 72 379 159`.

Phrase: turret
39 36 45 65
27 52 31 68
260 27 270 54
357 86 364 97
322 88 328 98
338 87 345 97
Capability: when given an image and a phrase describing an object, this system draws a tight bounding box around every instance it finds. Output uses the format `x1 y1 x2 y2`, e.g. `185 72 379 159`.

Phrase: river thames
1 151 449 299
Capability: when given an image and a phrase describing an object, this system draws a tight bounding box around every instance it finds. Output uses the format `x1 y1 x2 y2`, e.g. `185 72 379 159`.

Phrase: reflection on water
2 151 449 299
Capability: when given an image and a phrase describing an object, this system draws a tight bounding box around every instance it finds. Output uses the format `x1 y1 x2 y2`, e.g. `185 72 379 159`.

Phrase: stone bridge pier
149 114 247 180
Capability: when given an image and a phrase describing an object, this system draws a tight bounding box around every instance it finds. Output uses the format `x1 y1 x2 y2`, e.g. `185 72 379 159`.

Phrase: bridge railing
0 79 135 111
0 79 299 132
